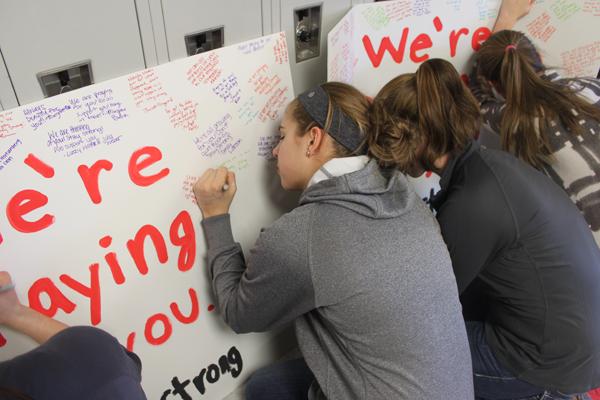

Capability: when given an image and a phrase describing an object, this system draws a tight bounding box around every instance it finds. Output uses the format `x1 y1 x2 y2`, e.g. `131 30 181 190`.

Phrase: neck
301 156 332 189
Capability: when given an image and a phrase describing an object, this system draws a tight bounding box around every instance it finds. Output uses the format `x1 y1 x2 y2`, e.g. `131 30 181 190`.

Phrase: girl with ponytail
194 82 473 400
369 57 600 399
471 0 600 244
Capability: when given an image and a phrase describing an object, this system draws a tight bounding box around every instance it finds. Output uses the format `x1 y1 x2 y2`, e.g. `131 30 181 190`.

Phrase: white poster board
0 32 296 399
328 0 599 201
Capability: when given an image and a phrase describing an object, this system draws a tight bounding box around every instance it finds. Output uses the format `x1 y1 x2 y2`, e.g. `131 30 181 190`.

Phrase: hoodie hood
299 159 417 219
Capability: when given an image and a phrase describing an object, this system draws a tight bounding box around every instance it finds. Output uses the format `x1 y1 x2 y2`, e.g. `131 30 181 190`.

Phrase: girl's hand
193 167 237 218
494 0 534 32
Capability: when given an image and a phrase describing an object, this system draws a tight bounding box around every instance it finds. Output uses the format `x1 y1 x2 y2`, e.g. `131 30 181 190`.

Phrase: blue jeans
467 321 588 400
245 358 314 400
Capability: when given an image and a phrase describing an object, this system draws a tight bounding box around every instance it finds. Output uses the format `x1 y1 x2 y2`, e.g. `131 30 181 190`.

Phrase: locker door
0 50 18 110
276 0 354 94
0 0 146 105
154 0 264 61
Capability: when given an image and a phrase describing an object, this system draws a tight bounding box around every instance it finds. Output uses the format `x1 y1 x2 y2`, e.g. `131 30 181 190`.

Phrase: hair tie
505 44 517 52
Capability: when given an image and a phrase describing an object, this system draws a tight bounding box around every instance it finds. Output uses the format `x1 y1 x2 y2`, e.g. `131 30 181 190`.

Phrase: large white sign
329 0 598 95
329 0 599 203
0 32 296 399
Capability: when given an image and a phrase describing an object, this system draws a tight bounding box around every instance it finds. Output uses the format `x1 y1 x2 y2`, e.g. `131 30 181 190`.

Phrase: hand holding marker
193 167 237 218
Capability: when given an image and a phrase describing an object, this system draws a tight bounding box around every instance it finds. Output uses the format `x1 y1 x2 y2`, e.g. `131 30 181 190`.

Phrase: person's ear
307 125 325 154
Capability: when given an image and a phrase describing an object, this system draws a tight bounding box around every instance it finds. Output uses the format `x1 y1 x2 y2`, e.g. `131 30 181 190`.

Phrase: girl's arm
194 167 316 333
0 271 68 344
468 64 505 134
493 0 534 32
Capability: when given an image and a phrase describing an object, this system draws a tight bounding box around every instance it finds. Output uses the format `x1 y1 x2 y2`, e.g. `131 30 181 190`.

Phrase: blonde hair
477 30 600 169
291 82 371 157
369 58 480 173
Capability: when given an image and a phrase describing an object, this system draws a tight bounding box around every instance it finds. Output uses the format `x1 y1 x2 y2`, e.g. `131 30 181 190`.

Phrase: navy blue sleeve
0 326 146 400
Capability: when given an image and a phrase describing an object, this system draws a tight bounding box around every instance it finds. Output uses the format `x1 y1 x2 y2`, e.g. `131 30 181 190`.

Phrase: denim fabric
245 358 315 400
467 321 588 400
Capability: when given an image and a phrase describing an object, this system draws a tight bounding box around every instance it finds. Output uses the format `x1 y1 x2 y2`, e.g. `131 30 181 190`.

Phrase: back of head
369 58 480 174
477 30 600 168
477 30 544 80
294 82 371 157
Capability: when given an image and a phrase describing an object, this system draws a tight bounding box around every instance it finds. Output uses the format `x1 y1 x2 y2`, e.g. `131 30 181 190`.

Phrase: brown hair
369 58 480 173
477 30 600 169
291 82 371 157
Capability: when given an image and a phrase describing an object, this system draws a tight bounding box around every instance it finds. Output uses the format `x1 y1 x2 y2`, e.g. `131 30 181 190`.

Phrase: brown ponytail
416 59 480 171
369 59 480 174
368 74 424 175
477 30 600 169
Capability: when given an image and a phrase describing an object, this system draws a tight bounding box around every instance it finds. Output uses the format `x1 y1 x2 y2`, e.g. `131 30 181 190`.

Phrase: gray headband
297 86 364 153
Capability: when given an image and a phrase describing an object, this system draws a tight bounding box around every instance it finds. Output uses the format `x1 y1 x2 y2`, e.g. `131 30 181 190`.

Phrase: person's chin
278 177 289 190
280 180 302 191
280 181 293 191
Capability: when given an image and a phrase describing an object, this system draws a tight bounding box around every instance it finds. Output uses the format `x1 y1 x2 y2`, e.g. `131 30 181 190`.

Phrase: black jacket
0 326 146 400
432 140 600 393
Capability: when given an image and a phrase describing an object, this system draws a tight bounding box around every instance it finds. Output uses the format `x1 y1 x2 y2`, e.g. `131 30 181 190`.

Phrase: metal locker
0 0 147 106
273 0 356 94
0 50 18 110
149 0 265 63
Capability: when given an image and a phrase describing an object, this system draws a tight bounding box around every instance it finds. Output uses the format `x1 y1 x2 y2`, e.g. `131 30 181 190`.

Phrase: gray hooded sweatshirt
201 160 473 399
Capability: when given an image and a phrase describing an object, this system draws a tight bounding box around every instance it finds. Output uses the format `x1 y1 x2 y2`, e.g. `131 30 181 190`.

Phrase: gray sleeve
201 212 316 334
